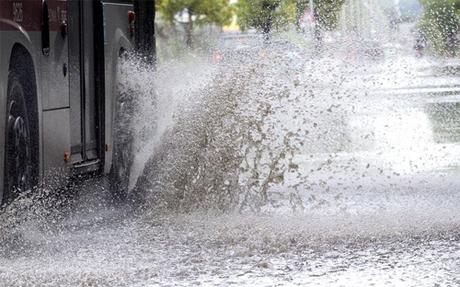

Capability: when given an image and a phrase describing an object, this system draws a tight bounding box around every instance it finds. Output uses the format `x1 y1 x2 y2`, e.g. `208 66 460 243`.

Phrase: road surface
1 36 460 287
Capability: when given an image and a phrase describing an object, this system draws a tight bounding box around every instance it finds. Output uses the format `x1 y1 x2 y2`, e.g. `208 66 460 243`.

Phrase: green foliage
157 0 232 47
418 0 460 55
157 0 233 26
235 0 345 33
236 0 296 32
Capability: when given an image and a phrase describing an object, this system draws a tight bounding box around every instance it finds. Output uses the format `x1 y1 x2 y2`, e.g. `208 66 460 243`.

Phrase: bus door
68 0 105 170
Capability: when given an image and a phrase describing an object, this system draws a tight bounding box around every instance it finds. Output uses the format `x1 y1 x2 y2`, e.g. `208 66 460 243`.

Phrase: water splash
2 29 460 286
118 33 460 220
339 0 390 41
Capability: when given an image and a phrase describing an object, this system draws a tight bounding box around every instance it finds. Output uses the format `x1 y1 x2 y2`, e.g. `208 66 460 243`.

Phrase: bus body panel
1 0 134 204
41 30 71 175
1 0 71 197
41 30 69 110
43 109 71 177
68 0 101 164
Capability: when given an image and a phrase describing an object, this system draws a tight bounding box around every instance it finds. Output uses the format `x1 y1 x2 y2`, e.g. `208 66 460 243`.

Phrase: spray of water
116 28 460 231
2 24 460 286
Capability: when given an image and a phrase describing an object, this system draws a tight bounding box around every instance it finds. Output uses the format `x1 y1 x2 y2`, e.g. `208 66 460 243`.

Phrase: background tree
418 0 460 56
157 0 233 47
236 0 345 34
236 0 296 34
312 0 345 31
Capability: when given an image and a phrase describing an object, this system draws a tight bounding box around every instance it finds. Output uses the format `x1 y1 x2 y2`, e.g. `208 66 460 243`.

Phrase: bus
0 0 141 205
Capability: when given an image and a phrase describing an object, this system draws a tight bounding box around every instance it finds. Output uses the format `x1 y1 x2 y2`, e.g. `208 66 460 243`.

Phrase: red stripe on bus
0 0 67 32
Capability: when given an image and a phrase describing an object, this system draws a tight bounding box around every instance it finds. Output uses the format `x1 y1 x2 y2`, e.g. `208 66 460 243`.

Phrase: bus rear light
60 21 67 38
128 11 136 23
64 152 71 163
128 11 135 38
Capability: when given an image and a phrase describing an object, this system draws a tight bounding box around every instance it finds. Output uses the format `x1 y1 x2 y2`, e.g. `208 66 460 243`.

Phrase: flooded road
2 38 460 286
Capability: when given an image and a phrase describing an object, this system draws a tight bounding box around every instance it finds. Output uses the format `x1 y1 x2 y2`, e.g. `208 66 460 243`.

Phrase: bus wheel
4 73 36 204
110 96 134 203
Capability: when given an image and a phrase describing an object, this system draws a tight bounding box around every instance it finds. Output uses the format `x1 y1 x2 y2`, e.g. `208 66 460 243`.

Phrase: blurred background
153 0 460 61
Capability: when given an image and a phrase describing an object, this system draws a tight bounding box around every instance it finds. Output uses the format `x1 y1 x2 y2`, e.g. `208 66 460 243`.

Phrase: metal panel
40 30 69 110
68 0 82 162
68 0 100 164
42 109 71 172
41 0 70 110
82 0 97 160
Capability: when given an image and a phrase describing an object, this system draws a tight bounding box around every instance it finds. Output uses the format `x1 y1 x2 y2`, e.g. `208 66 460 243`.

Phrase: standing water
2 15 460 287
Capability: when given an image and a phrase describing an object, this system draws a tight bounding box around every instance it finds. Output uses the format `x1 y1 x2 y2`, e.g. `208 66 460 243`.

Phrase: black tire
3 49 39 205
